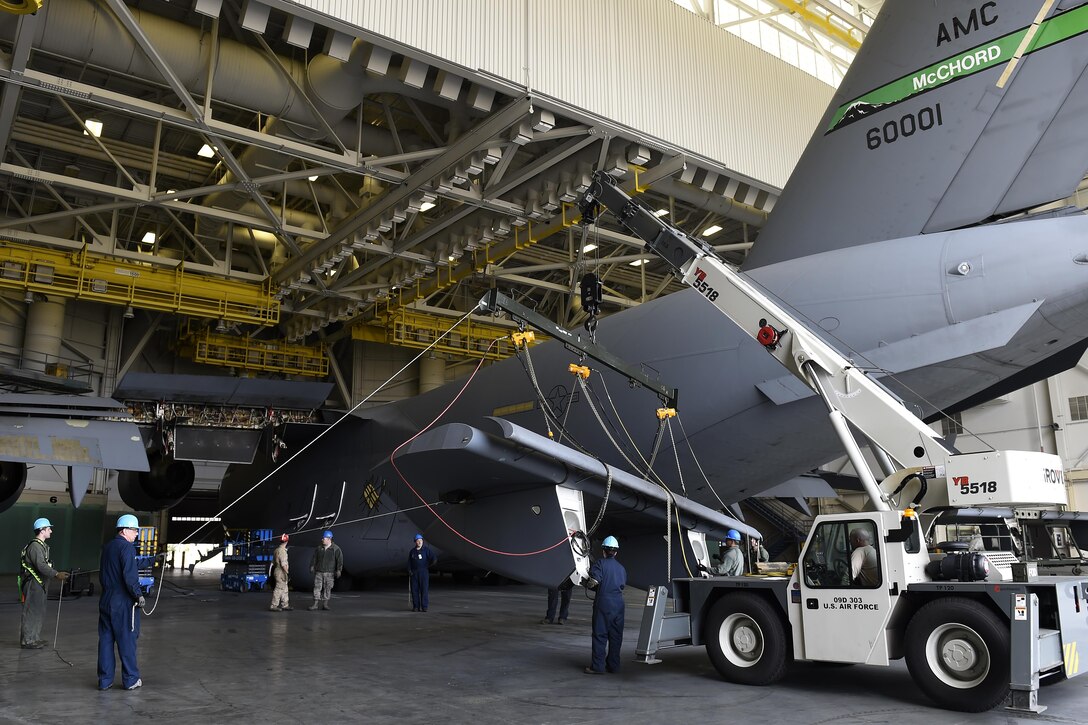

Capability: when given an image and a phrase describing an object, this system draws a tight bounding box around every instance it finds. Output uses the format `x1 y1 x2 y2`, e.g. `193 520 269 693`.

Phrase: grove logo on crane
690 267 720 302
1044 468 1066 486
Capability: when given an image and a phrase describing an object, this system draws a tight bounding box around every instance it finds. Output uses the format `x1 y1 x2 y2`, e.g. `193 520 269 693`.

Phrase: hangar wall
280 0 835 190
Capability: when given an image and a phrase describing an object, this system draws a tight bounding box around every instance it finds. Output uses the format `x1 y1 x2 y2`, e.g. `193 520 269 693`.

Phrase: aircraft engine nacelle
0 460 27 513
117 452 195 511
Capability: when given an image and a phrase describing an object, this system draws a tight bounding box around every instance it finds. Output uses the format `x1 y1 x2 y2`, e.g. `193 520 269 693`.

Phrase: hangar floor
1 572 1085 724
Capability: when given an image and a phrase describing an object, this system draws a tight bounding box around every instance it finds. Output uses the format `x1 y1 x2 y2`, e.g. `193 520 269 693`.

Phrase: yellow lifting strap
656 407 677 420
568 363 590 380
512 330 536 348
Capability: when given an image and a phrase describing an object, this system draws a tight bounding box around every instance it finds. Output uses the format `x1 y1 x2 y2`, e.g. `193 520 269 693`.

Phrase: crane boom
578 171 1020 511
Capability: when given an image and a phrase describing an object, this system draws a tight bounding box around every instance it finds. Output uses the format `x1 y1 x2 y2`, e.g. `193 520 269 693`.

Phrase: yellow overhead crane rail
179 325 328 378
0 241 279 325
351 175 659 352
774 0 863 51
352 306 545 361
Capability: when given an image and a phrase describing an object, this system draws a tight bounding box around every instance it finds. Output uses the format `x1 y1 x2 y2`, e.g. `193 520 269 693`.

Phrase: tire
904 597 1010 712
704 592 789 686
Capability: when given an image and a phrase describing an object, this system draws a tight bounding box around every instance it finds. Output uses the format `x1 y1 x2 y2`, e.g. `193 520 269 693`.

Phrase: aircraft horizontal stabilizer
0 394 148 510
757 300 1042 405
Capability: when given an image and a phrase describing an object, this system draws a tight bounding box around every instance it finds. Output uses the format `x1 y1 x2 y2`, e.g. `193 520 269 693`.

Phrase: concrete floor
2 572 1086 724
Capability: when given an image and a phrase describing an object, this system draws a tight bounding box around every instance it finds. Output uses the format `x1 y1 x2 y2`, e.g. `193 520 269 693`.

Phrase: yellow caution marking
492 401 536 417
1065 641 1080 677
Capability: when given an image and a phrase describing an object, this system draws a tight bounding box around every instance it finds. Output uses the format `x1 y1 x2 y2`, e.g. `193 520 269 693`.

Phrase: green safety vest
20 538 51 587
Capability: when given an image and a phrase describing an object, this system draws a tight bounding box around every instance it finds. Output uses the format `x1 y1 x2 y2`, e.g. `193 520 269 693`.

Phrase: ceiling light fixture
215 319 227 333
308 175 319 182
701 225 723 237
628 259 648 267
419 201 436 212
197 143 215 158
140 232 156 245
123 305 134 319
23 290 34 304
582 243 598 253
653 209 669 217
83 119 103 138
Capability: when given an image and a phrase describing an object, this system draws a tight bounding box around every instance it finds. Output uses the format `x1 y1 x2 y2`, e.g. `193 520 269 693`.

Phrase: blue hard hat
323 530 334 538
602 535 619 550
32 517 52 531
116 514 139 529
414 533 423 541
725 529 742 541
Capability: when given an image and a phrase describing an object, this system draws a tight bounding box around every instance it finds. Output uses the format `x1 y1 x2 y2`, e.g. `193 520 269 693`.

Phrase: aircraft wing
0 394 147 510
371 417 757 589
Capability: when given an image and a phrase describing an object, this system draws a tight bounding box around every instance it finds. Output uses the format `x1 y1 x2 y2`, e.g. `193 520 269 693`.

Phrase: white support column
22 296 65 372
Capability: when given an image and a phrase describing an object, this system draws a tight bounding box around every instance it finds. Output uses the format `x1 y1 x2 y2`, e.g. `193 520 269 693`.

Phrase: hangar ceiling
0 0 870 372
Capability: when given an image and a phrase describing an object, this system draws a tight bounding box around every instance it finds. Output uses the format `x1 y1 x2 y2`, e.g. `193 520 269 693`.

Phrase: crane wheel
703 592 789 686
904 597 1010 712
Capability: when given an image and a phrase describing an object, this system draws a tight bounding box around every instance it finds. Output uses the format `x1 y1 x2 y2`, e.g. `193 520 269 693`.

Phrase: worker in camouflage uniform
308 530 342 610
20 517 69 649
270 533 292 611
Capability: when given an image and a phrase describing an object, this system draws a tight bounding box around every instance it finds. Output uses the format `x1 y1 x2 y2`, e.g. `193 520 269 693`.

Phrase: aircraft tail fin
746 0 1088 269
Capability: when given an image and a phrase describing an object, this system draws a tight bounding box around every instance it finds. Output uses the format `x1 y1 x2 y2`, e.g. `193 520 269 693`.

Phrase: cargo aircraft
214 0 1088 589
9 1 1088 592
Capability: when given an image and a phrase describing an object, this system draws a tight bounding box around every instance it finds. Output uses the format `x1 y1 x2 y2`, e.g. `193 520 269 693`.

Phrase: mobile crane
577 171 1088 714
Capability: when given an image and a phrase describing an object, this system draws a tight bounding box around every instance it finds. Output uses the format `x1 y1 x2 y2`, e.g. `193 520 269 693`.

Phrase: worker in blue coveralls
408 533 437 612
98 514 145 691
584 535 627 675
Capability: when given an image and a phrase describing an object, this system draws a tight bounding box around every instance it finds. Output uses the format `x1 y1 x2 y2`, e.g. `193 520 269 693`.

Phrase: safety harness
20 538 50 588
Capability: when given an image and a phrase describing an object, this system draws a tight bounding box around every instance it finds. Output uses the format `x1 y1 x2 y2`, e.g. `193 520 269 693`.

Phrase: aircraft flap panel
0 416 148 471
925 29 1088 232
173 427 261 464
230 379 332 408
115 372 331 409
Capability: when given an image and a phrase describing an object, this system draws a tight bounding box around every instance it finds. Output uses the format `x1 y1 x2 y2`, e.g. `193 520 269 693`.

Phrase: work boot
320 600 330 610
282 605 293 611
308 600 320 611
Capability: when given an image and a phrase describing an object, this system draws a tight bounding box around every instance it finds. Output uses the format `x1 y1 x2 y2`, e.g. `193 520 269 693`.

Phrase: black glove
137 596 146 608
584 576 599 591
